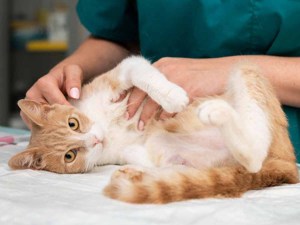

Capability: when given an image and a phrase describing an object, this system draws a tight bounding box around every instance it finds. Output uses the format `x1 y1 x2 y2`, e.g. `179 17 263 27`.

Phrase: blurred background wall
0 0 9 126
0 0 87 129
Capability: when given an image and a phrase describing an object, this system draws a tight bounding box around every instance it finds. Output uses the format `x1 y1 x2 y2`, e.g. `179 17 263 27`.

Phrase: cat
9 56 299 204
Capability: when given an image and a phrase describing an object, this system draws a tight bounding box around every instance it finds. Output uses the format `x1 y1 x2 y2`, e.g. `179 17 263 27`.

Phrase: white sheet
1 140 300 225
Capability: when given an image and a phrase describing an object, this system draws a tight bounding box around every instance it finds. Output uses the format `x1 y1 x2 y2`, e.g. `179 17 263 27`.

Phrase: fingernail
138 120 144 131
70 87 80 99
124 112 130 120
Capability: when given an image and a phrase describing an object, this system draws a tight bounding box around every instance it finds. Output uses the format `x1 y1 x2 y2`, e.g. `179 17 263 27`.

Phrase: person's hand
126 57 234 130
21 64 84 129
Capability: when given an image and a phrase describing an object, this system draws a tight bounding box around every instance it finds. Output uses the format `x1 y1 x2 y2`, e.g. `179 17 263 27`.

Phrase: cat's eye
64 150 77 163
68 118 79 131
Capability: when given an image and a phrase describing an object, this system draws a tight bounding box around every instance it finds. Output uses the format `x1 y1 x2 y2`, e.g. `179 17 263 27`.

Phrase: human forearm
232 55 300 107
167 55 300 107
51 36 130 81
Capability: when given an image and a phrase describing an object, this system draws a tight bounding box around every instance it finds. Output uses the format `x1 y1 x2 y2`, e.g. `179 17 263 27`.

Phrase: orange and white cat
9 56 299 203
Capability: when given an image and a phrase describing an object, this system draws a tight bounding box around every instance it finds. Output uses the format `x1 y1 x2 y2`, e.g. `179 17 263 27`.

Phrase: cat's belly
147 127 234 169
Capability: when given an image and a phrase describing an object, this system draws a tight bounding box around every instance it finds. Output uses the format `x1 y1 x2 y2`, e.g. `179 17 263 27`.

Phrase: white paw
197 99 234 126
155 84 189 113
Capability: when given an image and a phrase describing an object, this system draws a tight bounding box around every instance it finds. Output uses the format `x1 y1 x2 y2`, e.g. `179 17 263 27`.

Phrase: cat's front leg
197 99 271 173
107 56 189 114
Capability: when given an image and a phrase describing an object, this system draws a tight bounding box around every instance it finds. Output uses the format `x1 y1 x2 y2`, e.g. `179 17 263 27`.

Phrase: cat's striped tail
103 159 298 204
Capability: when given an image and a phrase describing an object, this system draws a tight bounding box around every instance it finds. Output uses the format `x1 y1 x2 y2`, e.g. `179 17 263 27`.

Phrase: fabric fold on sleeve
76 0 138 44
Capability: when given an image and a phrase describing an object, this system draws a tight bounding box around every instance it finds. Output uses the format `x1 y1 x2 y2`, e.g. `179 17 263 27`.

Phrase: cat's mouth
93 141 102 147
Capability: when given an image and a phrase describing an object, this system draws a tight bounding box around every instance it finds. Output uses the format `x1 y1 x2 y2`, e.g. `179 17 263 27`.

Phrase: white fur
198 71 271 172
121 145 154 167
145 129 232 169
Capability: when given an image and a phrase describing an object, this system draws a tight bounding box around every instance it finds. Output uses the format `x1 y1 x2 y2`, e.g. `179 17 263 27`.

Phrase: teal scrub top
77 0 300 161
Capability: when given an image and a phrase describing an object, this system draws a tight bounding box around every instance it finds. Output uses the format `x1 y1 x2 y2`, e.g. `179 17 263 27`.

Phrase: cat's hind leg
197 68 272 173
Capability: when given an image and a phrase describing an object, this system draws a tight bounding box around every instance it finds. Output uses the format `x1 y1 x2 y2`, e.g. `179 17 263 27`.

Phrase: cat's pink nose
92 136 102 146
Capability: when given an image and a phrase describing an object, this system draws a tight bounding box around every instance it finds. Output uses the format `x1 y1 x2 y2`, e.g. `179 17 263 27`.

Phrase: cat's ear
18 99 51 127
8 147 45 170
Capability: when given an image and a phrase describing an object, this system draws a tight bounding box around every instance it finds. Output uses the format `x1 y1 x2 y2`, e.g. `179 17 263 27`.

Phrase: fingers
43 85 70 105
159 111 175 121
26 76 70 105
25 64 83 105
127 88 147 119
126 87 175 131
64 65 83 99
138 98 160 130
137 100 174 131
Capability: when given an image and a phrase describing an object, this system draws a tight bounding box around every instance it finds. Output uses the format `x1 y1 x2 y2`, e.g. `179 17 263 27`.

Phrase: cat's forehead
50 104 85 117
42 104 92 126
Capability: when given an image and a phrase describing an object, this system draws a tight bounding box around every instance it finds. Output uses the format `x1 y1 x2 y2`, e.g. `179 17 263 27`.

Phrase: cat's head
9 99 104 173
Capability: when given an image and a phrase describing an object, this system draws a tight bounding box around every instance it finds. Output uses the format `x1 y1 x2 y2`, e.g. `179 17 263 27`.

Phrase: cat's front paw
158 85 189 113
197 99 235 126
